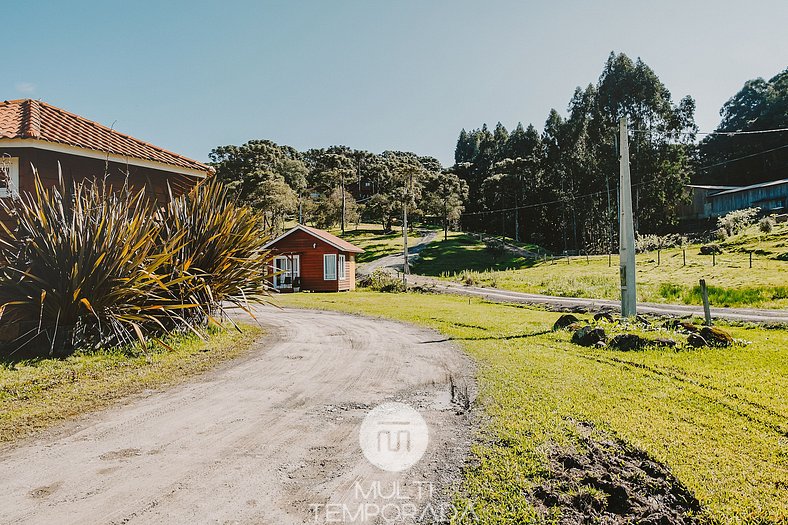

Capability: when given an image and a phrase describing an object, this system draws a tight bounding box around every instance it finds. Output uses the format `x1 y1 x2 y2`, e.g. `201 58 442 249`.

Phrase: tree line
210 52 786 253
209 143 467 239
453 55 786 253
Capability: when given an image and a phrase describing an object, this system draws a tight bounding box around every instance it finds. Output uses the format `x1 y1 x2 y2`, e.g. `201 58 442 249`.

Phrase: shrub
635 233 687 253
758 216 775 233
358 270 405 292
0 175 270 356
717 207 760 236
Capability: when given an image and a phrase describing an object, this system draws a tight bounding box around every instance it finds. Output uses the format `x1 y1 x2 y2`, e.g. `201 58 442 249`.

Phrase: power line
461 139 788 217
630 126 788 136
698 143 788 171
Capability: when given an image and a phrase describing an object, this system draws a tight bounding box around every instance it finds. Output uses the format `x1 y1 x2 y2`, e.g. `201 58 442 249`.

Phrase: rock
700 326 733 347
687 334 707 347
594 312 614 322
653 337 677 348
609 334 649 351
572 326 607 347
636 315 651 326
678 321 701 334
553 314 580 331
700 244 722 255
566 322 586 331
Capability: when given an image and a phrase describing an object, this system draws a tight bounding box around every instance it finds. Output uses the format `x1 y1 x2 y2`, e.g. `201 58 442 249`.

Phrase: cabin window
0 157 19 198
323 253 337 280
273 255 300 289
338 254 346 280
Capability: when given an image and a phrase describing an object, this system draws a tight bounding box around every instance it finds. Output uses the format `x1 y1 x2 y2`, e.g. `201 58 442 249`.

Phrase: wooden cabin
263 224 364 292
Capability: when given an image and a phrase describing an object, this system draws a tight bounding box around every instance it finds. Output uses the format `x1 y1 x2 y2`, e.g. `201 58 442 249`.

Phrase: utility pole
402 170 411 286
619 117 637 318
340 169 346 235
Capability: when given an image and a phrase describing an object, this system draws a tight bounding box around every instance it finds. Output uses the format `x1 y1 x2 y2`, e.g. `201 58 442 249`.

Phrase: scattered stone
566 322 586 332
700 326 733 347
699 244 722 255
609 333 649 351
653 337 678 348
594 312 615 322
636 315 651 326
678 321 701 334
594 340 607 348
687 334 707 347
572 326 607 347
553 314 580 331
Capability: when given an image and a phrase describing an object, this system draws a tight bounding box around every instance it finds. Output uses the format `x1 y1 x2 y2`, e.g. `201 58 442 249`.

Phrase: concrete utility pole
619 117 637 318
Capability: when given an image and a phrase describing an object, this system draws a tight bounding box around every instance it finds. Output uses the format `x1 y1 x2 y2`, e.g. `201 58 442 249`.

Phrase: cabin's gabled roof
263 224 365 253
0 99 213 176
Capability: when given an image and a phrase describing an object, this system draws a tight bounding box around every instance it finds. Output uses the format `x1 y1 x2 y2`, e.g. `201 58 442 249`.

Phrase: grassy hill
413 224 788 309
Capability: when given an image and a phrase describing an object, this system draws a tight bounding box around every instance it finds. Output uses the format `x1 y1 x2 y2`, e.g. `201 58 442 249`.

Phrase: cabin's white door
273 255 300 289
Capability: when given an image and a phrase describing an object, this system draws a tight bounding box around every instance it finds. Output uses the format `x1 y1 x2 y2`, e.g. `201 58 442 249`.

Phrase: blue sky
5 1 787 166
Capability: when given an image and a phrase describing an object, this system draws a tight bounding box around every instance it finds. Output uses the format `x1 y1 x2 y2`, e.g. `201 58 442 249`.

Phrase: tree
209 140 307 207
699 68 788 185
310 187 359 230
255 174 298 234
423 170 468 240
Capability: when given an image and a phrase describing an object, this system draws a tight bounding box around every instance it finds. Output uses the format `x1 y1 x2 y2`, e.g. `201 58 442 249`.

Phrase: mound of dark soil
554 314 581 331
571 326 607 347
529 421 702 524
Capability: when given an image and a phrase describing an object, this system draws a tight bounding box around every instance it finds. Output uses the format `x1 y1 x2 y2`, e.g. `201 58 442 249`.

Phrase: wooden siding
0 146 201 233
268 229 357 292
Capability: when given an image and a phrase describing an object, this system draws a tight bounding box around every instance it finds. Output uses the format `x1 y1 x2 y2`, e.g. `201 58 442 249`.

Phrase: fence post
699 278 712 326
683 249 686 267
712 252 716 267
586 251 590 264
749 251 753 269
657 249 661 266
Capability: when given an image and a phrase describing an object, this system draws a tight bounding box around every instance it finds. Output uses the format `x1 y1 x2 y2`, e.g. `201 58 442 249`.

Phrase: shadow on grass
421 329 552 343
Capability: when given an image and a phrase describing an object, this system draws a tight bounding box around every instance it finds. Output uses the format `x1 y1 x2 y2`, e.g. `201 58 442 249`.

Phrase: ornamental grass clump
0 174 270 356
158 179 272 325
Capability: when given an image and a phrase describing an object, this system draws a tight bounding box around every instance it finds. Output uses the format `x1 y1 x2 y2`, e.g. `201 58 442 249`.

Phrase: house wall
0 146 202 233
0 147 199 199
709 182 788 217
269 229 359 292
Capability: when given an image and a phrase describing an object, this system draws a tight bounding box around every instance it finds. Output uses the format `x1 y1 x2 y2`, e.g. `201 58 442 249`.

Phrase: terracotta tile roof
264 224 365 253
0 99 212 175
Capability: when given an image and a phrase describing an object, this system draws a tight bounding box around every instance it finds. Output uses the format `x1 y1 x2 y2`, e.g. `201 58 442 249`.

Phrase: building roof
0 99 213 176
686 184 739 191
263 224 365 253
708 177 788 198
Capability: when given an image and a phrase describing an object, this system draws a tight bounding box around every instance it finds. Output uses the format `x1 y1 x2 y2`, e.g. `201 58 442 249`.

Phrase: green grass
274 290 788 523
415 224 788 308
329 223 433 263
415 231 536 274
0 325 262 442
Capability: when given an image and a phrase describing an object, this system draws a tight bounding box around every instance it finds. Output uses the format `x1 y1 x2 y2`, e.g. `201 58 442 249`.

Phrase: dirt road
358 230 437 276
0 308 474 524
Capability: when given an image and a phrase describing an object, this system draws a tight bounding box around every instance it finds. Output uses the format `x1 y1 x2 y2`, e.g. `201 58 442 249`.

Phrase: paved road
408 275 788 323
0 308 473 524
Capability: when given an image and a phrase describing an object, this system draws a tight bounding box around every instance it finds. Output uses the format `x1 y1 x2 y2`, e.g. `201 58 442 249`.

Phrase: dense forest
209 53 787 253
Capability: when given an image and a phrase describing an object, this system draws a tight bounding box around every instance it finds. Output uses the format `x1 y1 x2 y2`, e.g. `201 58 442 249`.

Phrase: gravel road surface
0 307 474 524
